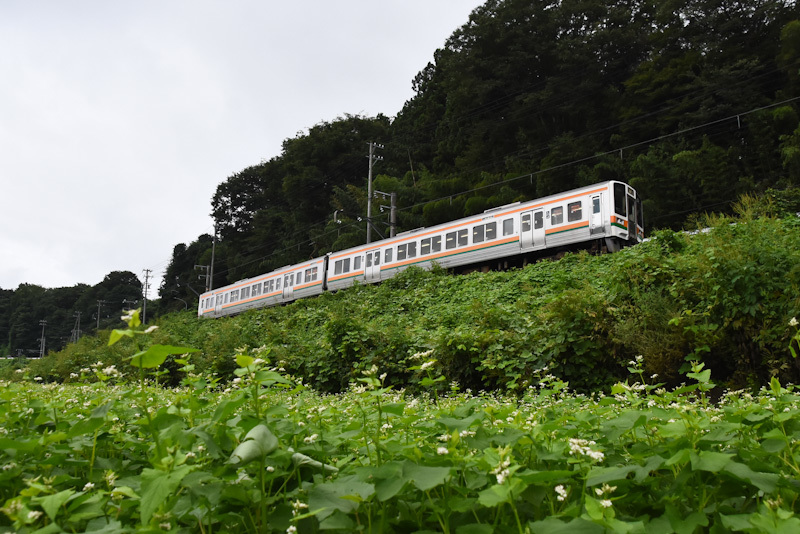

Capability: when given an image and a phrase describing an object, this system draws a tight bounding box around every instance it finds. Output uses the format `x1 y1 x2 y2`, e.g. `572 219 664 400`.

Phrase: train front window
614 183 627 217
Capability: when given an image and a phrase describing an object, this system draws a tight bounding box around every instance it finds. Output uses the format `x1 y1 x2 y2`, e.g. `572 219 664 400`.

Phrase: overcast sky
0 1 484 294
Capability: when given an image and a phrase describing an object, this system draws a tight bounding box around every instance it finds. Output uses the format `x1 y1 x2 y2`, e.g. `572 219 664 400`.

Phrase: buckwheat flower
266 466 275 473
437 447 449 455
420 360 436 371
159 523 172 530
83 482 95 491
438 434 450 442
790 317 798 327
601 499 613 508
304 434 318 444
555 485 568 501
34 376 42 381
287 526 298 534
28 510 43 520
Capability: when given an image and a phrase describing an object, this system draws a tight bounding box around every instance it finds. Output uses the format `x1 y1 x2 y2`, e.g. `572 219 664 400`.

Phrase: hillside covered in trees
158 0 800 311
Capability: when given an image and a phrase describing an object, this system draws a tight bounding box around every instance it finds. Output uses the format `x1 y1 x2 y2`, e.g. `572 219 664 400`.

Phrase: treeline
0 271 143 357
159 0 800 311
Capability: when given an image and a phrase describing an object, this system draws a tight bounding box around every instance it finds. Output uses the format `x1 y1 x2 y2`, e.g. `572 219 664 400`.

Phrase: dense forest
0 272 143 357
158 0 800 312
3 0 799 350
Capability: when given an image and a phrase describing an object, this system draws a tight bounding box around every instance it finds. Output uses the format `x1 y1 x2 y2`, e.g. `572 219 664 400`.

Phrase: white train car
325 180 642 290
199 180 643 318
198 257 326 318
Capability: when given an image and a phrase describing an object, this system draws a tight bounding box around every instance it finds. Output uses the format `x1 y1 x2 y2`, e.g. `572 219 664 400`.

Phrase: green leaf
130 345 200 369
34 489 75 521
403 462 452 491
308 475 374 521
723 461 779 493
140 465 194 525
691 451 733 473
108 329 133 346
236 353 255 368
291 452 338 474
228 424 280 465
528 517 604 533
477 483 511 507
455 523 494 534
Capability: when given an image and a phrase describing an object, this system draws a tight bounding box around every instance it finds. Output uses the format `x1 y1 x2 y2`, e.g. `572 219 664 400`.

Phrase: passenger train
198 180 643 318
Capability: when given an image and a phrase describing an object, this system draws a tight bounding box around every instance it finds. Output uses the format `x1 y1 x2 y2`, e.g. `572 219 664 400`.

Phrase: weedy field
2 309 800 533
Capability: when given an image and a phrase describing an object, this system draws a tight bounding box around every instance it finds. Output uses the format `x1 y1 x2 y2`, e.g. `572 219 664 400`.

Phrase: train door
214 293 223 316
282 271 295 300
520 209 545 249
590 194 604 235
365 249 381 282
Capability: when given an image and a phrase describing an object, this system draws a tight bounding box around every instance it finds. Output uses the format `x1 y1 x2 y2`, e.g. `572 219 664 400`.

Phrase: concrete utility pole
366 142 384 244
70 312 81 343
209 223 217 291
374 190 398 238
142 269 152 323
38 320 47 358
96 300 106 330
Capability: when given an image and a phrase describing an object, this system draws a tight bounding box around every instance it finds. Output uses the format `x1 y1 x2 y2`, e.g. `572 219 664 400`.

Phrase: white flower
28 510 43 520
790 317 798 327
287 526 298 534
600 499 613 508
83 482 95 491
555 485 568 501
437 447 449 455
438 434 450 442
420 360 437 371
304 434 318 444
144 325 159 334
159 523 172 531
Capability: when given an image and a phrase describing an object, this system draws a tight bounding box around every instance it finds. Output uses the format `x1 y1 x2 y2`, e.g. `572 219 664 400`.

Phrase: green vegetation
11 209 800 394
2 313 800 532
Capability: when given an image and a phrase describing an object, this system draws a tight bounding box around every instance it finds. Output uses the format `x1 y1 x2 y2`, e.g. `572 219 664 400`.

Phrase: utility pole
374 190 398 238
195 265 210 292
70 312 81 343
366 142 383 244
142 269 151 323
209 223 217 291
96 300 106 330
38 320 47 358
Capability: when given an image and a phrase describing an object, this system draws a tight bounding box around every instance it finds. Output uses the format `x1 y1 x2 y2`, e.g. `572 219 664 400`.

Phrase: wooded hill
158 0 800 312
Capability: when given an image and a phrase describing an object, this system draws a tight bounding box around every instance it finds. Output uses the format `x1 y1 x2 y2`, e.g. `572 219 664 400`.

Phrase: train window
421 237 431 255
534 211 544 229
265 280 272 293
408 241 417 258
552 206 564 225
241 287 250 299
216 295 222 306
486 222 497 240
276 278 281 291
614 183 627 217
521 214 531 232
374 251 380 265
312 266 318 280
334 260 343 275
593 197 601 214
473 225 485 243
432 235 442 252
446 231 457 250
343 258 350 273
503 218 514 236
568 202 582 222
354 256 361 270
230 290 239 302
304 268 311 283
397 244 407 261
252 284 261 297
366 254 372 268
457 229 468 247
224 293 229 304
385 248 393 263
